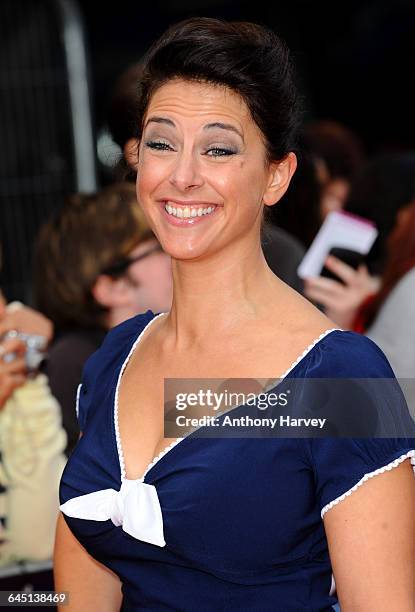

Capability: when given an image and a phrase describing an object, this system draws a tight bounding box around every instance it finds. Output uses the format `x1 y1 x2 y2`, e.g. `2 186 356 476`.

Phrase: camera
0 330 48 373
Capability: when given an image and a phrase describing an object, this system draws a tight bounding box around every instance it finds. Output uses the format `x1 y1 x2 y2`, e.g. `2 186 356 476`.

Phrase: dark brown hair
34 182 154 331
132 17 302 163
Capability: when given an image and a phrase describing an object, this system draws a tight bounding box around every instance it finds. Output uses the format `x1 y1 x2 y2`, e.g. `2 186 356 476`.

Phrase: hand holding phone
303 255 380 328
297 210 378 280
320 247 365 284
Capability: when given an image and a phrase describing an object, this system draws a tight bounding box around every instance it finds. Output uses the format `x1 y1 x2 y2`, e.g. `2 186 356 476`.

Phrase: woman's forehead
144 79 251 129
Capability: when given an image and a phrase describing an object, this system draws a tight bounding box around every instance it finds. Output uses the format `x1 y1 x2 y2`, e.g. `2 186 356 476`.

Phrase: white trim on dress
321 450 415 518
75 383 82 421
113 312 182 482
268 327 342 388
114 320 341 483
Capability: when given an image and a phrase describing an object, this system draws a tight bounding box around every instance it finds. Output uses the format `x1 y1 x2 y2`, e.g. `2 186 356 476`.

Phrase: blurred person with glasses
34 182 172 456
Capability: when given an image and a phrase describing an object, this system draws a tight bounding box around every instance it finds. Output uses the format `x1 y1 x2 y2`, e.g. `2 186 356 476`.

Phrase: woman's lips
159 200 221 226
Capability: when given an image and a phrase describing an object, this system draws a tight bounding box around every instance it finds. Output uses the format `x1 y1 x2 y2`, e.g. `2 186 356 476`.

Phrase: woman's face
136 79 285 261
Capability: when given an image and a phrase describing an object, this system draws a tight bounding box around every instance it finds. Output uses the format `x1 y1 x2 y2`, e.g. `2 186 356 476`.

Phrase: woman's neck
166 239 285 348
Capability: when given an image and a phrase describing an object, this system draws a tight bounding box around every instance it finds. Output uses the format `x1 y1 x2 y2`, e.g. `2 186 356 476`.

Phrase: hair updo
135 17 302 162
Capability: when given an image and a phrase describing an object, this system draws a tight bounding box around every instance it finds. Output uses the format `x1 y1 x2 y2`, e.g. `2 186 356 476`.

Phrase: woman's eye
145 140 174 151
205 147 236 158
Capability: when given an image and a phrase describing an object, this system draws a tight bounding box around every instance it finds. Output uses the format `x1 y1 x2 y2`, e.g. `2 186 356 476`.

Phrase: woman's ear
124 138 139 170
263 152 297 206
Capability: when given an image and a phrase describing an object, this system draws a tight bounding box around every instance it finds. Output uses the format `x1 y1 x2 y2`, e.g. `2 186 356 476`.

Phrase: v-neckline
113 310 342 485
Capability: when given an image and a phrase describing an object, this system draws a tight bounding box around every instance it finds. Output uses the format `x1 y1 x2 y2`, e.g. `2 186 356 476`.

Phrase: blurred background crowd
0 0 414 602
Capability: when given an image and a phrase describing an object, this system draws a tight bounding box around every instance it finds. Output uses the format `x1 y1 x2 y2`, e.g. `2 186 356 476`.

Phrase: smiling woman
135 78 295 260
55 17 415 612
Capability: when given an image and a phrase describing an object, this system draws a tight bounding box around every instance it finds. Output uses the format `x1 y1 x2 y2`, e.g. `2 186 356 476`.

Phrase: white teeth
164 203 216 219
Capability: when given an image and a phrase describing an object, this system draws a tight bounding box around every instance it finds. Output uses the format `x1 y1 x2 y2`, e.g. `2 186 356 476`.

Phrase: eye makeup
144 139 175 152
143 124 242 159
203 145 238 157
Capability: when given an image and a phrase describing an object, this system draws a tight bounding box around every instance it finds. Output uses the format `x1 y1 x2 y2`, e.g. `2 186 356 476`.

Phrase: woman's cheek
211 163 241 195
221 164 261 209
137 163 163 207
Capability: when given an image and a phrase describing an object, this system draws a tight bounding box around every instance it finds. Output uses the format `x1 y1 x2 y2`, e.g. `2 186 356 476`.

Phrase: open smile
160 200 220 225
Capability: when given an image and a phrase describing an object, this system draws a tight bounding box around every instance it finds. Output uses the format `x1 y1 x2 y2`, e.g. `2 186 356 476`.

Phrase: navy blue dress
59 310 415 611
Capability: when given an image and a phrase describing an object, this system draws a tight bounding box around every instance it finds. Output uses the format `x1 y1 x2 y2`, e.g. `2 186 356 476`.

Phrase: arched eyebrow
144 117 244 141
203 122 244 141
144 116 175 129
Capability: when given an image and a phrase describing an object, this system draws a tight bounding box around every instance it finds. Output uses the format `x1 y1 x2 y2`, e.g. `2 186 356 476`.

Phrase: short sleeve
310 437 415 518
300 331 415 518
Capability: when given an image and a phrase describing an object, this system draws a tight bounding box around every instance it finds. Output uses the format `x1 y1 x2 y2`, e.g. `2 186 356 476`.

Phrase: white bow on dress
59 479 166 547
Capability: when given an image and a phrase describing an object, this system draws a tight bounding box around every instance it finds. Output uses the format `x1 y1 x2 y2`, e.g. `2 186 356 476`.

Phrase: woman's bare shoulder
267 281 338 343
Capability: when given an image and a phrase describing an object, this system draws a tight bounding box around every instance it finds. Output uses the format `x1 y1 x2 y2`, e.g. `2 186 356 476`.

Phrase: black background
79 0 415 153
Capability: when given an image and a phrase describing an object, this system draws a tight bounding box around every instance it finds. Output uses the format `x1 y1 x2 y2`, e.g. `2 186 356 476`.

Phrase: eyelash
145 141 172 151
144 141 236 158
206 147 236 157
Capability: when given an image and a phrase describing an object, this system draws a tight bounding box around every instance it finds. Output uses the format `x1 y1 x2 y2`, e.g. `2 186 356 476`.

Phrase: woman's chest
61 424 322 574
115 332 320 482
155 438 319 567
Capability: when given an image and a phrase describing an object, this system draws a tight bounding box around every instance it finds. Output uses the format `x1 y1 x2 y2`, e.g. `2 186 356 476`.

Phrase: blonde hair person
0 291 67 567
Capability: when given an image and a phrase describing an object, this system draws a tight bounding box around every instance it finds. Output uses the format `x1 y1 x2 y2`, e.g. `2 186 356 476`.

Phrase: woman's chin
167 248 206 262
160 240 211 262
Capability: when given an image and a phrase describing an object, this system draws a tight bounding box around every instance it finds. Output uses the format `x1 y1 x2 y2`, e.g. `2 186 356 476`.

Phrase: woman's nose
168 150 203 191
